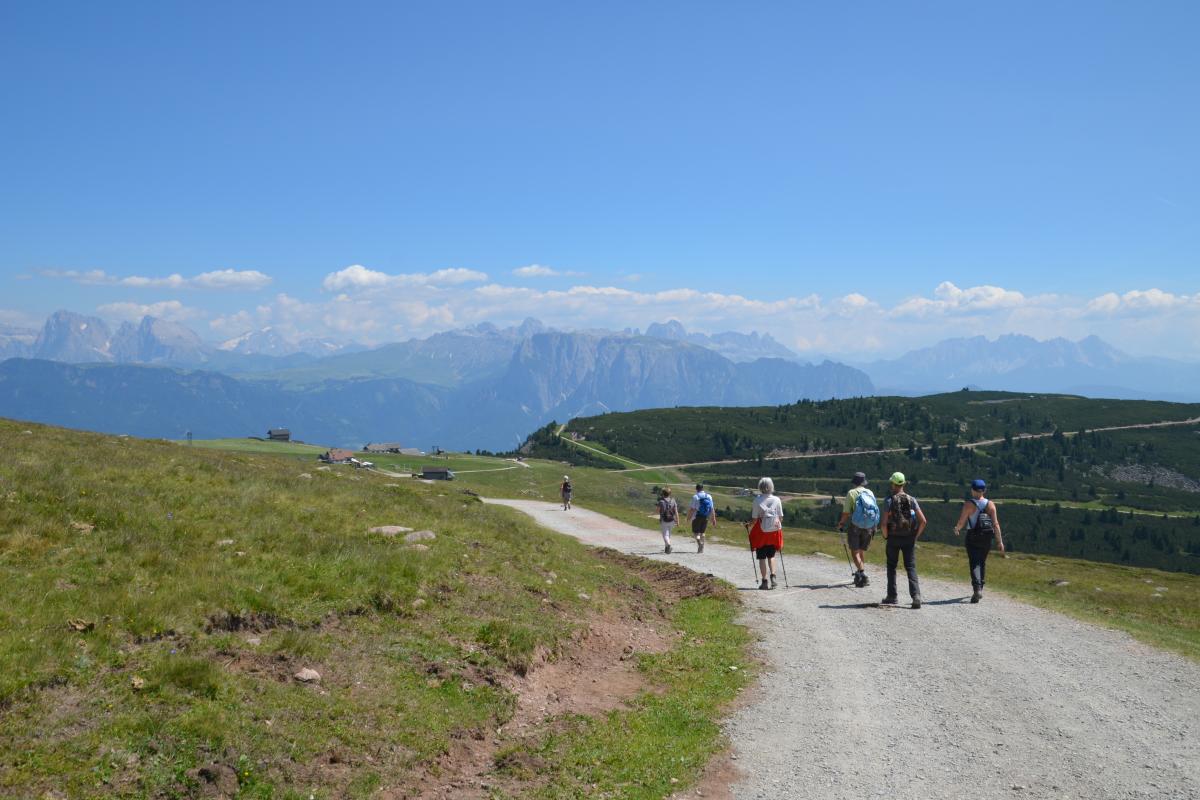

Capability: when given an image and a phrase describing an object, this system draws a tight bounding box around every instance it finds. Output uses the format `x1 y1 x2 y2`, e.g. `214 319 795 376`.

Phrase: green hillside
531 392 1200 574
0 420 750 799
558 391 1200 465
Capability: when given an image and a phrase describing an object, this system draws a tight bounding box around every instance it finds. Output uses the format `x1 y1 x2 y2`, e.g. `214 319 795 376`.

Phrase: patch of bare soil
384 554 732 800
668 752 742 800
387 610 673 800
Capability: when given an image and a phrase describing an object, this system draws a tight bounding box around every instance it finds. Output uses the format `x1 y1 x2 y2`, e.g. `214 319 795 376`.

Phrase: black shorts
691 516 709 535
755 545 777 559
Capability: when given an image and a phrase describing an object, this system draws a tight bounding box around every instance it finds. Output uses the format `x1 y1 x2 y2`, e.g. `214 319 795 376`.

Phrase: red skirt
748 520 783 551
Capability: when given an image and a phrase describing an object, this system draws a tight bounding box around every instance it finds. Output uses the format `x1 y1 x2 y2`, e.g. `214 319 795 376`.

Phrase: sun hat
889 471 907 485
971 478 987 491
851 472 867 486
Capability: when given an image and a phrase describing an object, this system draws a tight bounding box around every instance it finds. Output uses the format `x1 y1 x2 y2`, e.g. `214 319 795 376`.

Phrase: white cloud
321 264 488 292
1084 287 1200 317
39 268 272 291
513 264 584 278
96 300 202 322
201 274 1200 359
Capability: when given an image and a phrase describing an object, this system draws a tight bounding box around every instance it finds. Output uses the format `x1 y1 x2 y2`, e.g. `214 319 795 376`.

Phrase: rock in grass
1051 579 1070 587
406 543 430 552
294 668 321 683
70 521 95 534
404 530 436 543
369 525 414 537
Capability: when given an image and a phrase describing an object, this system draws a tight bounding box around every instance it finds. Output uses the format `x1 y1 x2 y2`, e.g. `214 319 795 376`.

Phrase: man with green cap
880 471 927 609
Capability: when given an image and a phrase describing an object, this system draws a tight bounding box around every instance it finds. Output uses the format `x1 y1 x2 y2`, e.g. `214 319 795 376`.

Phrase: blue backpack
695 492 714 518
851 489 880 529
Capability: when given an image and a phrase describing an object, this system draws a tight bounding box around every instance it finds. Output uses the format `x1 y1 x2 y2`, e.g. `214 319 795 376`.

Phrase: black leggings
966 535 992 589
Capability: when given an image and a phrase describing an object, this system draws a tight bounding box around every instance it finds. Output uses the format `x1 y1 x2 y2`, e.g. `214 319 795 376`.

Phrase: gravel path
486 499 1200 800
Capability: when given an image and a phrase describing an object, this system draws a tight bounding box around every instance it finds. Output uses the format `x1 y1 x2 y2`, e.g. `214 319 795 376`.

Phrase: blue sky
1 1 1197 357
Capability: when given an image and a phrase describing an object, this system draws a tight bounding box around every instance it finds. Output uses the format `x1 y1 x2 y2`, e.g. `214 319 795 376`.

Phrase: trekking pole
744 522 757 584
779 548 790 588
839 528 856 582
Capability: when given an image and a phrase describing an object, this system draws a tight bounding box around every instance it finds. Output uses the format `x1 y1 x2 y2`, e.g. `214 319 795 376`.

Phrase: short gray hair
758 476 774 494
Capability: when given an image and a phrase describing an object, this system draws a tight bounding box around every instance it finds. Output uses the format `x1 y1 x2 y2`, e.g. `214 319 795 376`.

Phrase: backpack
888 492 916 534
658 498 677 522
562 481 572 494
695 492 714 518
970 498 994 536
850 489 880 529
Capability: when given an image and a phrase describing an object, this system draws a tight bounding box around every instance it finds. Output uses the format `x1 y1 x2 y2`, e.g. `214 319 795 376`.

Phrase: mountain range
3 311 1198 449
862 334 1200 401
0 312 871 449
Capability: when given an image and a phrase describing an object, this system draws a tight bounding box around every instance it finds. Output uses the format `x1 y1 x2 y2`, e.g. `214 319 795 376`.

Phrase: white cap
563 475 569 480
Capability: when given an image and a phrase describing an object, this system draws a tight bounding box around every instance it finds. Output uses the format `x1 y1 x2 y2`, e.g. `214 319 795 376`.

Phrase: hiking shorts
846 525 874 551
755 545 777 560
691 516 709 535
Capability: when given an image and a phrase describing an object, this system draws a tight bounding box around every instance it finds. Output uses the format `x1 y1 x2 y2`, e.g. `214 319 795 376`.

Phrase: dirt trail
486 499 1200 800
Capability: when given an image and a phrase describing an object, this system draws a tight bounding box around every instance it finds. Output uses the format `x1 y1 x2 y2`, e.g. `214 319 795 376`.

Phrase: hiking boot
770 574 777 589
759 578 769 590
696 537 704 553
880 596 898 605
970 589 982 603
911 597 922 610
859 572 870 587
852 572 863 587
665 543 672 554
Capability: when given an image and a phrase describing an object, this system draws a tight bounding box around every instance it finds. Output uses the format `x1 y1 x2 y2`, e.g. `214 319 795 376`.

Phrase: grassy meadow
445 452 1200 662
0 420 753 799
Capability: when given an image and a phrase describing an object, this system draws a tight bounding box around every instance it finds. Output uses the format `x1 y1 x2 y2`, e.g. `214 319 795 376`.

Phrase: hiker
688 483 717 553
836 471 879 587
748 476 784 589
657 487 680 554
560 475 573 511
953 478 1005 603
880 472 926 609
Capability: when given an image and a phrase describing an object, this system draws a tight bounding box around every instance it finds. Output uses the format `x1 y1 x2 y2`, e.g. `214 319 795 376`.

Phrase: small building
320 448 356 464
267 428 291 441
398 447 424 456
420 467 455 480
363 442 405 454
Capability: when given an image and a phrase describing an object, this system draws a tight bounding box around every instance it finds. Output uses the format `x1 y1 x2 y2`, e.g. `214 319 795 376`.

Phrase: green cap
889 471 907 485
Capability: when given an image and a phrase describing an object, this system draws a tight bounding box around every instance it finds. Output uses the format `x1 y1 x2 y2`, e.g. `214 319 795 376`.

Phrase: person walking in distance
657 487 680 554
881 472 927 609
560 475 573 511
953 478 1005 603
837 471 879 587
688 483 717 553
748 477 784 589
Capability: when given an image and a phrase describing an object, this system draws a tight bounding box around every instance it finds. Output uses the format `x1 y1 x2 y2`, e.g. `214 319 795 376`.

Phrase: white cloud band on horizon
99 274 1200 362
96 300 202 322
512 264 584 278
39 268 273 291
321 264 488 292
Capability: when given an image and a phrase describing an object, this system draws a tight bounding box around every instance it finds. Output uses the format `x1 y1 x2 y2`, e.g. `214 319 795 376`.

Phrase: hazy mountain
217 327 354 359
0 328 874 450
248 319 549 388
448 332 873 449
110 317 209 364
0 359 450 445
866 334 1200 401
34 310 114 362
644 320 799 362
0 324 36 360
